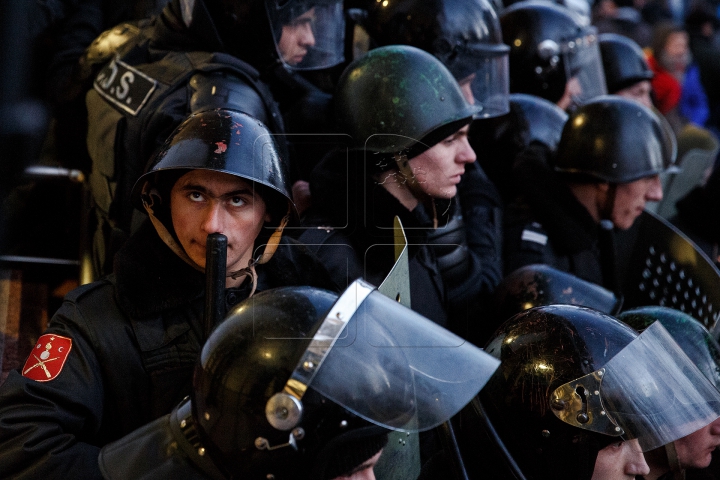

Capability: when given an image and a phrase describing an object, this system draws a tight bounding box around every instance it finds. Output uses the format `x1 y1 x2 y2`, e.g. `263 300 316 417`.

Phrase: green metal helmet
554 96 677 183
334 44 481 155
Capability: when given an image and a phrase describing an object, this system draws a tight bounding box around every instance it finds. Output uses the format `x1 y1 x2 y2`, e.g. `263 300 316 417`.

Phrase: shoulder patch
94 56 158 116
22 334 73 382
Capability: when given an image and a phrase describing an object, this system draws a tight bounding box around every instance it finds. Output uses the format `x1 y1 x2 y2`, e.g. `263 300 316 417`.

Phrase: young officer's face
278 8 316 66
591 439 649 480
170 170 269 273
331 449 382 480
616 80 653 109
675 417 720 469
610 175 663 229
407 124 476 199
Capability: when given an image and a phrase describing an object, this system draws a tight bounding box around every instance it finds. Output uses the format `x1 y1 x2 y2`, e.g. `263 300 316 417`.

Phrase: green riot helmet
361 0 510 118
500 0 607 106
599 33 654 94
191 279 501 478
130 108 294 268
480 304 720 480
185 0 345 72
494 263 622 323
335 44 481 156
618 306 720 389
554 96 677 183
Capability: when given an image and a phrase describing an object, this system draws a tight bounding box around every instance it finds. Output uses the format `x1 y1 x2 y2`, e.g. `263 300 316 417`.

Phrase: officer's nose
625 439 650 476
646 175 663 202
299 23 315 47
201 203 225 234
709 417 720 435
457 136 476 165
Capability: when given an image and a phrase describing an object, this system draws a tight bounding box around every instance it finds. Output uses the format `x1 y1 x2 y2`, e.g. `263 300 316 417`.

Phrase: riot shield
614 209 720 336
374 216 421 480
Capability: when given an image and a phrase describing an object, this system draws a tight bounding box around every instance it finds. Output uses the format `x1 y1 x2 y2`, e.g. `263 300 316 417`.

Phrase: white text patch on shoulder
93 56 158 116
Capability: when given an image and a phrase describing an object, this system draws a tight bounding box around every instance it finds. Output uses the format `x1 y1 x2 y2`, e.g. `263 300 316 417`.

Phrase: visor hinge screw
576 412 589 424
541 429 550 438
550 399 566 411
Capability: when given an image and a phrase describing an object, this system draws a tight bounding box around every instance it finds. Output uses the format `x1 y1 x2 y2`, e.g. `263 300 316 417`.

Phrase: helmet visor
553 321 720 451
267 0 345 70
460 47 510 118
563 27 607 106
308 282 500 432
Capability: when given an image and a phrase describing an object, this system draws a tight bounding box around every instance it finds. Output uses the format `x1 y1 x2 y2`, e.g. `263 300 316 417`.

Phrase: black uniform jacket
0 221 337 479
503 144 606 287
299 150 450 326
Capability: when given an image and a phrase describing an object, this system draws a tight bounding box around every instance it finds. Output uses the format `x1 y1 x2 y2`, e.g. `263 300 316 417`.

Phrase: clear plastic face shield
456 44 510 118
551 321 720 452
266 0 345 70
541 25 607 109
273 279 500 433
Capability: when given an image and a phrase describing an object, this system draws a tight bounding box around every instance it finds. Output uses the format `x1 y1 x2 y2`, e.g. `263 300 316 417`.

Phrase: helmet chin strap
394 153 439 229
142 182 291 297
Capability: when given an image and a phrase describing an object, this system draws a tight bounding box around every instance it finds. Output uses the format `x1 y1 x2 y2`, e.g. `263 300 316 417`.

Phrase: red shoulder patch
22 334 73 382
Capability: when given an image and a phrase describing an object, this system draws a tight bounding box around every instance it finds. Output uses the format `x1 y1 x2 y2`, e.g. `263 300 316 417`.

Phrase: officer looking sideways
0 109 337 479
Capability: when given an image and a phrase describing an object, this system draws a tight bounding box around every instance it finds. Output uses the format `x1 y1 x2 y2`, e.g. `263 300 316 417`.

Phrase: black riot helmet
494 263 622 323
480 304 720 479
619 306 720 389
554 95 677 183
470 93 567 203
181 0 345 72
191 279 501 479
131 108 294 268
500 0 607 105
361 0 510 118
335 44 481 156
599 33 654 94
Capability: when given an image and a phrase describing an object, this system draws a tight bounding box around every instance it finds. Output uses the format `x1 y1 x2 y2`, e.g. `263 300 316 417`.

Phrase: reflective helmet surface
191 285 358 479
196 0 345 71
481 305 638 479
500 0 606 104
494 263 621 323
507 93 568 150
362 0 510 118
618 306 720 389
131 108 293 214
599 33 653 94
192 280 500 478
335 44 481 153
554 96 677 183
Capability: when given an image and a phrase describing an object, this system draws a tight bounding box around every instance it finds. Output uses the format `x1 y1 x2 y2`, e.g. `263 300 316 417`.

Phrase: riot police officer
0 109 337 479
463 304 720 479
619 306 720 480
95 278 502 478
503 96 676 291
500 0 607 112
599 32 655 108
300 45 501 339
81 0 346 277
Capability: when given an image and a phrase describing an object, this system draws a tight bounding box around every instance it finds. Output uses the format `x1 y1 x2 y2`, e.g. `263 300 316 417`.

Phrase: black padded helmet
599 33 654 94
131 108 294 267
192 279 501 478
500 0 606 105
182 0 345 72
494 263 622 323
362 0 510 118
554 96 677 183
335 44 481 155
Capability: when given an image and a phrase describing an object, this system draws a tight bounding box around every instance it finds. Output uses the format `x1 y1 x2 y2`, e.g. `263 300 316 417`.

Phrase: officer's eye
229 196 246 207
188 191 205 202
